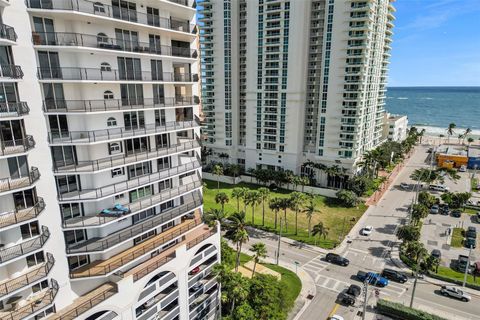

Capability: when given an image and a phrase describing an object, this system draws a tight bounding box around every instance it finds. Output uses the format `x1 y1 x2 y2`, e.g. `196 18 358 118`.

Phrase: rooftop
436 145 468 156
468 146 480 158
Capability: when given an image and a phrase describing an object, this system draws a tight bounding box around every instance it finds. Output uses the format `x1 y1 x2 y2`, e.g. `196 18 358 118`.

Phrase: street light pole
362 279 368 320
410 252 423 308
276 217 283 265
463 244 473 287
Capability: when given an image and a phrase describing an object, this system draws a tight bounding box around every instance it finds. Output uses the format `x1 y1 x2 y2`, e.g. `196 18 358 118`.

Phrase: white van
429 184 449 192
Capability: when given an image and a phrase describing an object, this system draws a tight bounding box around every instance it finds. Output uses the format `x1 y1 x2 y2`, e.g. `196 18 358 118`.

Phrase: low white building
383 113 408 142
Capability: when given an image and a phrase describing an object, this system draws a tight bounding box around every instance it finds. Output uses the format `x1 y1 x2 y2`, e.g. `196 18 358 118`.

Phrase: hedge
377 299 447 320
426 271 480 291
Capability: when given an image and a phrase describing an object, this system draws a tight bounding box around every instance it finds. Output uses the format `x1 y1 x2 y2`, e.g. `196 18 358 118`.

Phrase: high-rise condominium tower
0 1 220 319
199 0 394 185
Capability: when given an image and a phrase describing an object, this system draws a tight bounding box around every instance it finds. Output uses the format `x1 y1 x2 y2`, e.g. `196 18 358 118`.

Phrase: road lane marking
327 303 340 319
348 247 371 255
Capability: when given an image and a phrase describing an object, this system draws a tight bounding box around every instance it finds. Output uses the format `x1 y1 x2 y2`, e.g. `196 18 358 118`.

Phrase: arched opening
107 117 117 127
85 310 118 320
100 62 112 72
104 90 114 100
93 2 105 14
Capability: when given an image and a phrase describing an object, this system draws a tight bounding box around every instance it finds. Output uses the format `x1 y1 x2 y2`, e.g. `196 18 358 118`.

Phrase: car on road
466 226 477 239
356 271 389 287
330 316 344 320
451 210 462 218
325 253 349 266
431 249 442 260
440 286 471 302
459 165 467 172
465 237 476 249
339 284 361 306
430 204 440 214
400 182 410 190
429 184 450 192
360 226 373 236
381 268 408 283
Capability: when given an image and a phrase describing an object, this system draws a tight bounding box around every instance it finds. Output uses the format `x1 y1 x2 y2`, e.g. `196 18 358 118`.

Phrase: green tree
441 192 471 209
269 198 282 230
225 211 249 272
249 274 287 320
418 191 436 208
250 243 267 276
411 204 429 225
424 255 440 273
397 225 421 242
278 198 291 232
213 164 224 190
289 192 305 235
214 264 250 315
215 192 230 214
336 189 359 207
312 222 329 241
403 240 428 264
232 187 244 211
233 303 256 320
348 175 374 196
303 195 319 237
447 123 456 143
468 137 475 146
241 187 249 213
204 208 226 228
221 238 236 267
258 187 270 226
245 190 261 224
410 168 441 184
229 164 242 179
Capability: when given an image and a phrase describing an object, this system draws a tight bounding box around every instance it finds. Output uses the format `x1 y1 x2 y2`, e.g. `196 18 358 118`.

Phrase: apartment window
108 142 122 154
155 109 166 126
128 161 151 179
123 111 145 130
134 230 155 245
157 157 170 170
65 229 87 245
146 7 160 27
132 208 155 224
34 306 56 320
107 117 117 127
26 252 45 267
151 60 163 81
20 222 40 240
104 90 114 100
68 255 89 270
32 280 49 293
121 84 144 106
129 185 153 202
111 167 124 177
125 137 149 154
117 57 142 80
160 200 173 212
100 62 111 72
93 2 105 13
13 189 37 211
56 175 80 194
61 203 82 221
158 179 171 191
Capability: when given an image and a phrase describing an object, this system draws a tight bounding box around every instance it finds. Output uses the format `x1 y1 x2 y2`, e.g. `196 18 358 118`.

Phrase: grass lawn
451 228 464 247
204 180 367 249
465 208 478 215
471 178 478 191
437 266 480 286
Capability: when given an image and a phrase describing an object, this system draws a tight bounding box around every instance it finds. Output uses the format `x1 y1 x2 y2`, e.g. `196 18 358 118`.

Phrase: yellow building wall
436 154 468 168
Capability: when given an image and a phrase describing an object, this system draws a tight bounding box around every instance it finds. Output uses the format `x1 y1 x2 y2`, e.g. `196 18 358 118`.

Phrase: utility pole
362 279 368 320
410 252 423 308
463 244 473 287
276 217 283 265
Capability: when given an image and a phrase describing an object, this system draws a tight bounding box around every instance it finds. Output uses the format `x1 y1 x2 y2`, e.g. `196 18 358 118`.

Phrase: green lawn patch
451 228 464 247
204 180 367 249
239 252 252 265
471 178 478 191
465 208 478 215
436 266 480 287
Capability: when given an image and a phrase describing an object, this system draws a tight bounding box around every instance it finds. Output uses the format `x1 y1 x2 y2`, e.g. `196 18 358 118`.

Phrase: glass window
107 117 117 127
100 62 111 72
104 90 114 100
26 252 45 267
20 221 40 240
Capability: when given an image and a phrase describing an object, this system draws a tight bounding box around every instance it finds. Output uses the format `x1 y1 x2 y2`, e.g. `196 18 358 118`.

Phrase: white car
440 286 471 302
361 226 373 236
459 165 467 172
330 316 345 320
400 182 410 190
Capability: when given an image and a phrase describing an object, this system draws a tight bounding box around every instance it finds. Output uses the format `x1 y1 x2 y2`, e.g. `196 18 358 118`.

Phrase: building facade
382 113 408 142
199 0 395 184
1 1 220 320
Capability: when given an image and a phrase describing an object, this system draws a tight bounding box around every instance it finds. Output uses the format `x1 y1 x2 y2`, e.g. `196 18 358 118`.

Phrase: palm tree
468 137 475 146
446 123 456 143
258 187 270 226
204 208 225 227
231 187 244 211
419 128 426 143
289 192 305 235
225 211 249 272
269 198 282 230
279 198 291 232
215 192 229 214
462 128 472 145
245 190 261 224
212 164 223 190
240 187 249 213
229 164 241 179
312 222 329 245
250 243 267 276
303 195 319 237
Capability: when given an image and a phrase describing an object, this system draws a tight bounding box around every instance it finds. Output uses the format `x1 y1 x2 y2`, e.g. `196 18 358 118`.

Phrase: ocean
385 87 480 138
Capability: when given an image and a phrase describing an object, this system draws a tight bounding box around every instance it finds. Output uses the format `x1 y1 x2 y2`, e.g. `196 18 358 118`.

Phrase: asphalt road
244 143 480 320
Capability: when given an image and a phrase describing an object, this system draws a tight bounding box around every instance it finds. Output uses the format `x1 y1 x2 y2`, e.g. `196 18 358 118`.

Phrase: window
157 157 170 170
100 62 112 72
68 255 89 270
109 142 121 154
65 229 87 245
93 2 105 13
134 230 155 245
158 179 171 191
107 117 117 127
61 203 81 221
97 32 108 44
20 221 40 240
129 185 153 202
104 90 114 100
132 208 155 224
128 161 151 179
111 167 124 177
32 280 49 293
26 252 45 267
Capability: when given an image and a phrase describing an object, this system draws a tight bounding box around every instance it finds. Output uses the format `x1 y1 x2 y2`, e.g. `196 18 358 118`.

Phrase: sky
389 0 480 87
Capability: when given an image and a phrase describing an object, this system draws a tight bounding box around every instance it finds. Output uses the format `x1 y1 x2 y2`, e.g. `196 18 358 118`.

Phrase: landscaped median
376 299 447 320
450 227 464 247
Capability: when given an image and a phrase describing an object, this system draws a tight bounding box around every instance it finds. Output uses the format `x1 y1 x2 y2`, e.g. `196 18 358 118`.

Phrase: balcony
0 167 40 194
0 279 58 320
49 282 118 320
37 67 198 83
25 0 195 35
62 181 202 229
0 102 29 118
0 226 50 265
48 118 200 145
58 159 200 201
0 23 17 43
70 215 202 279
136 285 179 320
66 199 201 254
54 139 200 173
0 136 36 158
32 32 197 59
0 253 54 299
0 198 45 231
0 65 23 79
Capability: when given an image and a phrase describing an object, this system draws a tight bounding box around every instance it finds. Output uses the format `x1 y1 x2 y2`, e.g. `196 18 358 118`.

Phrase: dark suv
381 268 408 283
466 226 477 239
325 253 349 266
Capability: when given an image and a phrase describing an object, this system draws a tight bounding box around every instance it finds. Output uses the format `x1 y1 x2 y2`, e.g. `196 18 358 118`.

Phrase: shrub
377 299 447 320
348 175 375 196
336 190 359 207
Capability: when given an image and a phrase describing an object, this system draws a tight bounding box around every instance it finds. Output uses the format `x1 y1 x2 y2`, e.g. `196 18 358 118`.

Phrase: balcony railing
62 180 202 228
25 0 195 33
32 32 197 59
0 226 50 265
0 167 40 193
49 282 118 320
2 278 58 320
54 139 200 173
0 65 23 79
66 198 202 253
58 159 200 201
0 198 45 230
70 218 201 278
186 228 217 250
0 102 29 117
133 252 176 282
0 23 17 42
0 252 54 298
37 67 198 83
0 136 36 157
48 117 200 144
43 96 198 113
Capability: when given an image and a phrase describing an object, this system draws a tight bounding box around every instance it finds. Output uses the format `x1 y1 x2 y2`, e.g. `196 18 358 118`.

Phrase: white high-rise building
199 0 395 187
0 1 220 319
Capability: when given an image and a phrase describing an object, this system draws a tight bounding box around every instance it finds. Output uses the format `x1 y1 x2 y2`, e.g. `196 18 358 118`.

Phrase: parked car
476 212 480 223
325 253 350 266
189 282 204 293
439 203 449 214
431 249 442 259
465 237 476 249
189 266 201 275
457 255 470 273
466 226 477 239
339 284 361 306
381 268 408 283
360 226 373 236
356 271 388 287
451 210 462 218
459 165 467 172
430 205 440 214
429 184 450 192
440 286 471 302
330 316 345 320
400 182 410 190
